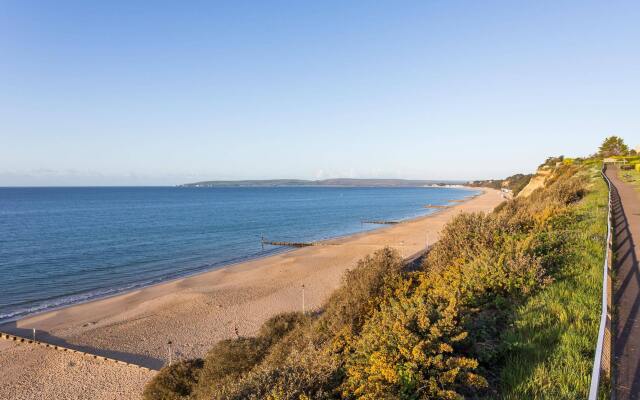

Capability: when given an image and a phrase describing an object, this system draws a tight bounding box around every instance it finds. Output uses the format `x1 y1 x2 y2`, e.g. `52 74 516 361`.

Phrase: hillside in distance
180 178 466 188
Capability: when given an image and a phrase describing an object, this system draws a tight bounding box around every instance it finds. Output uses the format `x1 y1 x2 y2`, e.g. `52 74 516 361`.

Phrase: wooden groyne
362 220 400 225
261 238 315 248
0 331 156 371
424 204 450 209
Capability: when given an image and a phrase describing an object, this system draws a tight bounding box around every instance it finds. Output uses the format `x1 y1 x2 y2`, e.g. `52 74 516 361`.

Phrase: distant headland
180 178 467 188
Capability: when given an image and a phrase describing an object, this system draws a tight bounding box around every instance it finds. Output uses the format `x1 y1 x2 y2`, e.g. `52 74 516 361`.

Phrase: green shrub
319 247 404 337
425 212 501 273
539 155 565 168
342 278 487 399
144 160 598 400
143 359 204 400
187 248 405 400
194 312 307 399
211 345 339 400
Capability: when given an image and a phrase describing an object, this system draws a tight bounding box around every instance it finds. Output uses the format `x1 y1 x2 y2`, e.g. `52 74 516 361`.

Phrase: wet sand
0 188 502 399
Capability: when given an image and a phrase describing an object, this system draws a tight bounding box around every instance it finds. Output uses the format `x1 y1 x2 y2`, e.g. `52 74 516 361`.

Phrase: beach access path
606 166 640 399
0 188 502 400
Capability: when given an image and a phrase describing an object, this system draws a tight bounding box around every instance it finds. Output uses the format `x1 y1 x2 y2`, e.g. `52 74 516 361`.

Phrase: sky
1 1 639 186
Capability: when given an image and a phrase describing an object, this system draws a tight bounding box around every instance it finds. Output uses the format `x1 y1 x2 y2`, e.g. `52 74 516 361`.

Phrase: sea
0 186 478 323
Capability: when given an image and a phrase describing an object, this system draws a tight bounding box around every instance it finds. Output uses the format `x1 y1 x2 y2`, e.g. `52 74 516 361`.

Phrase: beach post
302 284 306 314
32 328 36 341
167 340 173 366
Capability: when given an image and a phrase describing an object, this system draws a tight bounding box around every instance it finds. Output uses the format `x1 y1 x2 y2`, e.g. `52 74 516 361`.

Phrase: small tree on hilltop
599 136 629 157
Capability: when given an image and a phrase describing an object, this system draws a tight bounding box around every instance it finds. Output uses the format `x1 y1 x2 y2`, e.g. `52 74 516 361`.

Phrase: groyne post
361 220 399 225
261 239 314 248
301 284 306 314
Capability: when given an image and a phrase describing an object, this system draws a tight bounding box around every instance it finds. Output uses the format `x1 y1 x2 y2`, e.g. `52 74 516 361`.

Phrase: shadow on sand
0 321 164 370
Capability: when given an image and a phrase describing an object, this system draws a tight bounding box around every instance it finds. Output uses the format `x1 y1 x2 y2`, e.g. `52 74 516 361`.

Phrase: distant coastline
180 178 467 188
0 185 476 324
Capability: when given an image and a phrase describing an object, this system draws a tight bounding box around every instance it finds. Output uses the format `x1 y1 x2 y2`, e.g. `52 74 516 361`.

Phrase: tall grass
497 166 608 399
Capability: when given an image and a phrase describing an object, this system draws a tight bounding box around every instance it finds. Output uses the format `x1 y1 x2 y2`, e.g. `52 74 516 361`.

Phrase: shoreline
0 187 480 326
0 187 502 400
0 244 294 325
0 189 503 376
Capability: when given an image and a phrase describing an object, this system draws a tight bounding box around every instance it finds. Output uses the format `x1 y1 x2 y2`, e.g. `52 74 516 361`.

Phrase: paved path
606 166 640 399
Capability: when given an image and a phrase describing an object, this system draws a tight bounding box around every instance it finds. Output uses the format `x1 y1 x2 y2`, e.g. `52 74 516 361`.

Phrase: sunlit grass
496 168 608 399
617 166 640 196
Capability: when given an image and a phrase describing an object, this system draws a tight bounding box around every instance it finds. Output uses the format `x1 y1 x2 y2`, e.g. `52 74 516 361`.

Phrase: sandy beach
0 188 502 399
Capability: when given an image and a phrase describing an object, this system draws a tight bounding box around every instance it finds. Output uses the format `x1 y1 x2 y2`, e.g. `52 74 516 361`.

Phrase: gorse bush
425 212 501 273
145 164 596 400
143 359 204 400
342 270 489 399
193 312 308 399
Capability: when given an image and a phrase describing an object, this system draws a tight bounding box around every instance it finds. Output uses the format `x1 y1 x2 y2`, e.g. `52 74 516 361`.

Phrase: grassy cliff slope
145 161 606 400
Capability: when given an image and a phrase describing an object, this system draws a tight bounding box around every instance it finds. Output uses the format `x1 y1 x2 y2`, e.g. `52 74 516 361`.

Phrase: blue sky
1 1 639 185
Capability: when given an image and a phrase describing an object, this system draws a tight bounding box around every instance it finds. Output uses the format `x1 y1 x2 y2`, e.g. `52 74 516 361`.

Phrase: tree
599 136 629 157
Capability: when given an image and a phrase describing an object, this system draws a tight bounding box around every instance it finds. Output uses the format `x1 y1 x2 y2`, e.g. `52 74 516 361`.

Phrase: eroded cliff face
517 167 552 197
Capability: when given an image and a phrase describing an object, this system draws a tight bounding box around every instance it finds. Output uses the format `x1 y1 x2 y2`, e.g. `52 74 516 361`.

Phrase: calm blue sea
0 186 477 323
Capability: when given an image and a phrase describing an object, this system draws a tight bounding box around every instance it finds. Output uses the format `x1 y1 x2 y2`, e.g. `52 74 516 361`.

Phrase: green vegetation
598 135 630 157
539 155 566 168
145 155 609 399
618 165 640 190
143 359 204 400
498 165 607 399
468 173 533 196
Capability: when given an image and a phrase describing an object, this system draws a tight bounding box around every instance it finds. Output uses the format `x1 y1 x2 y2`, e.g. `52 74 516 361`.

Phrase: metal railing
588 166 613 399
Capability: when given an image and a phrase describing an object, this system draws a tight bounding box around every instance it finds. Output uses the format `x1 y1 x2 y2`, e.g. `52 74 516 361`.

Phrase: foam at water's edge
0 245 292 324
0 186 479 325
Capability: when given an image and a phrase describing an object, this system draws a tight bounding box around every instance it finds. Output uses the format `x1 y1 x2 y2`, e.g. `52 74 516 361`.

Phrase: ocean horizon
0 186 478 324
